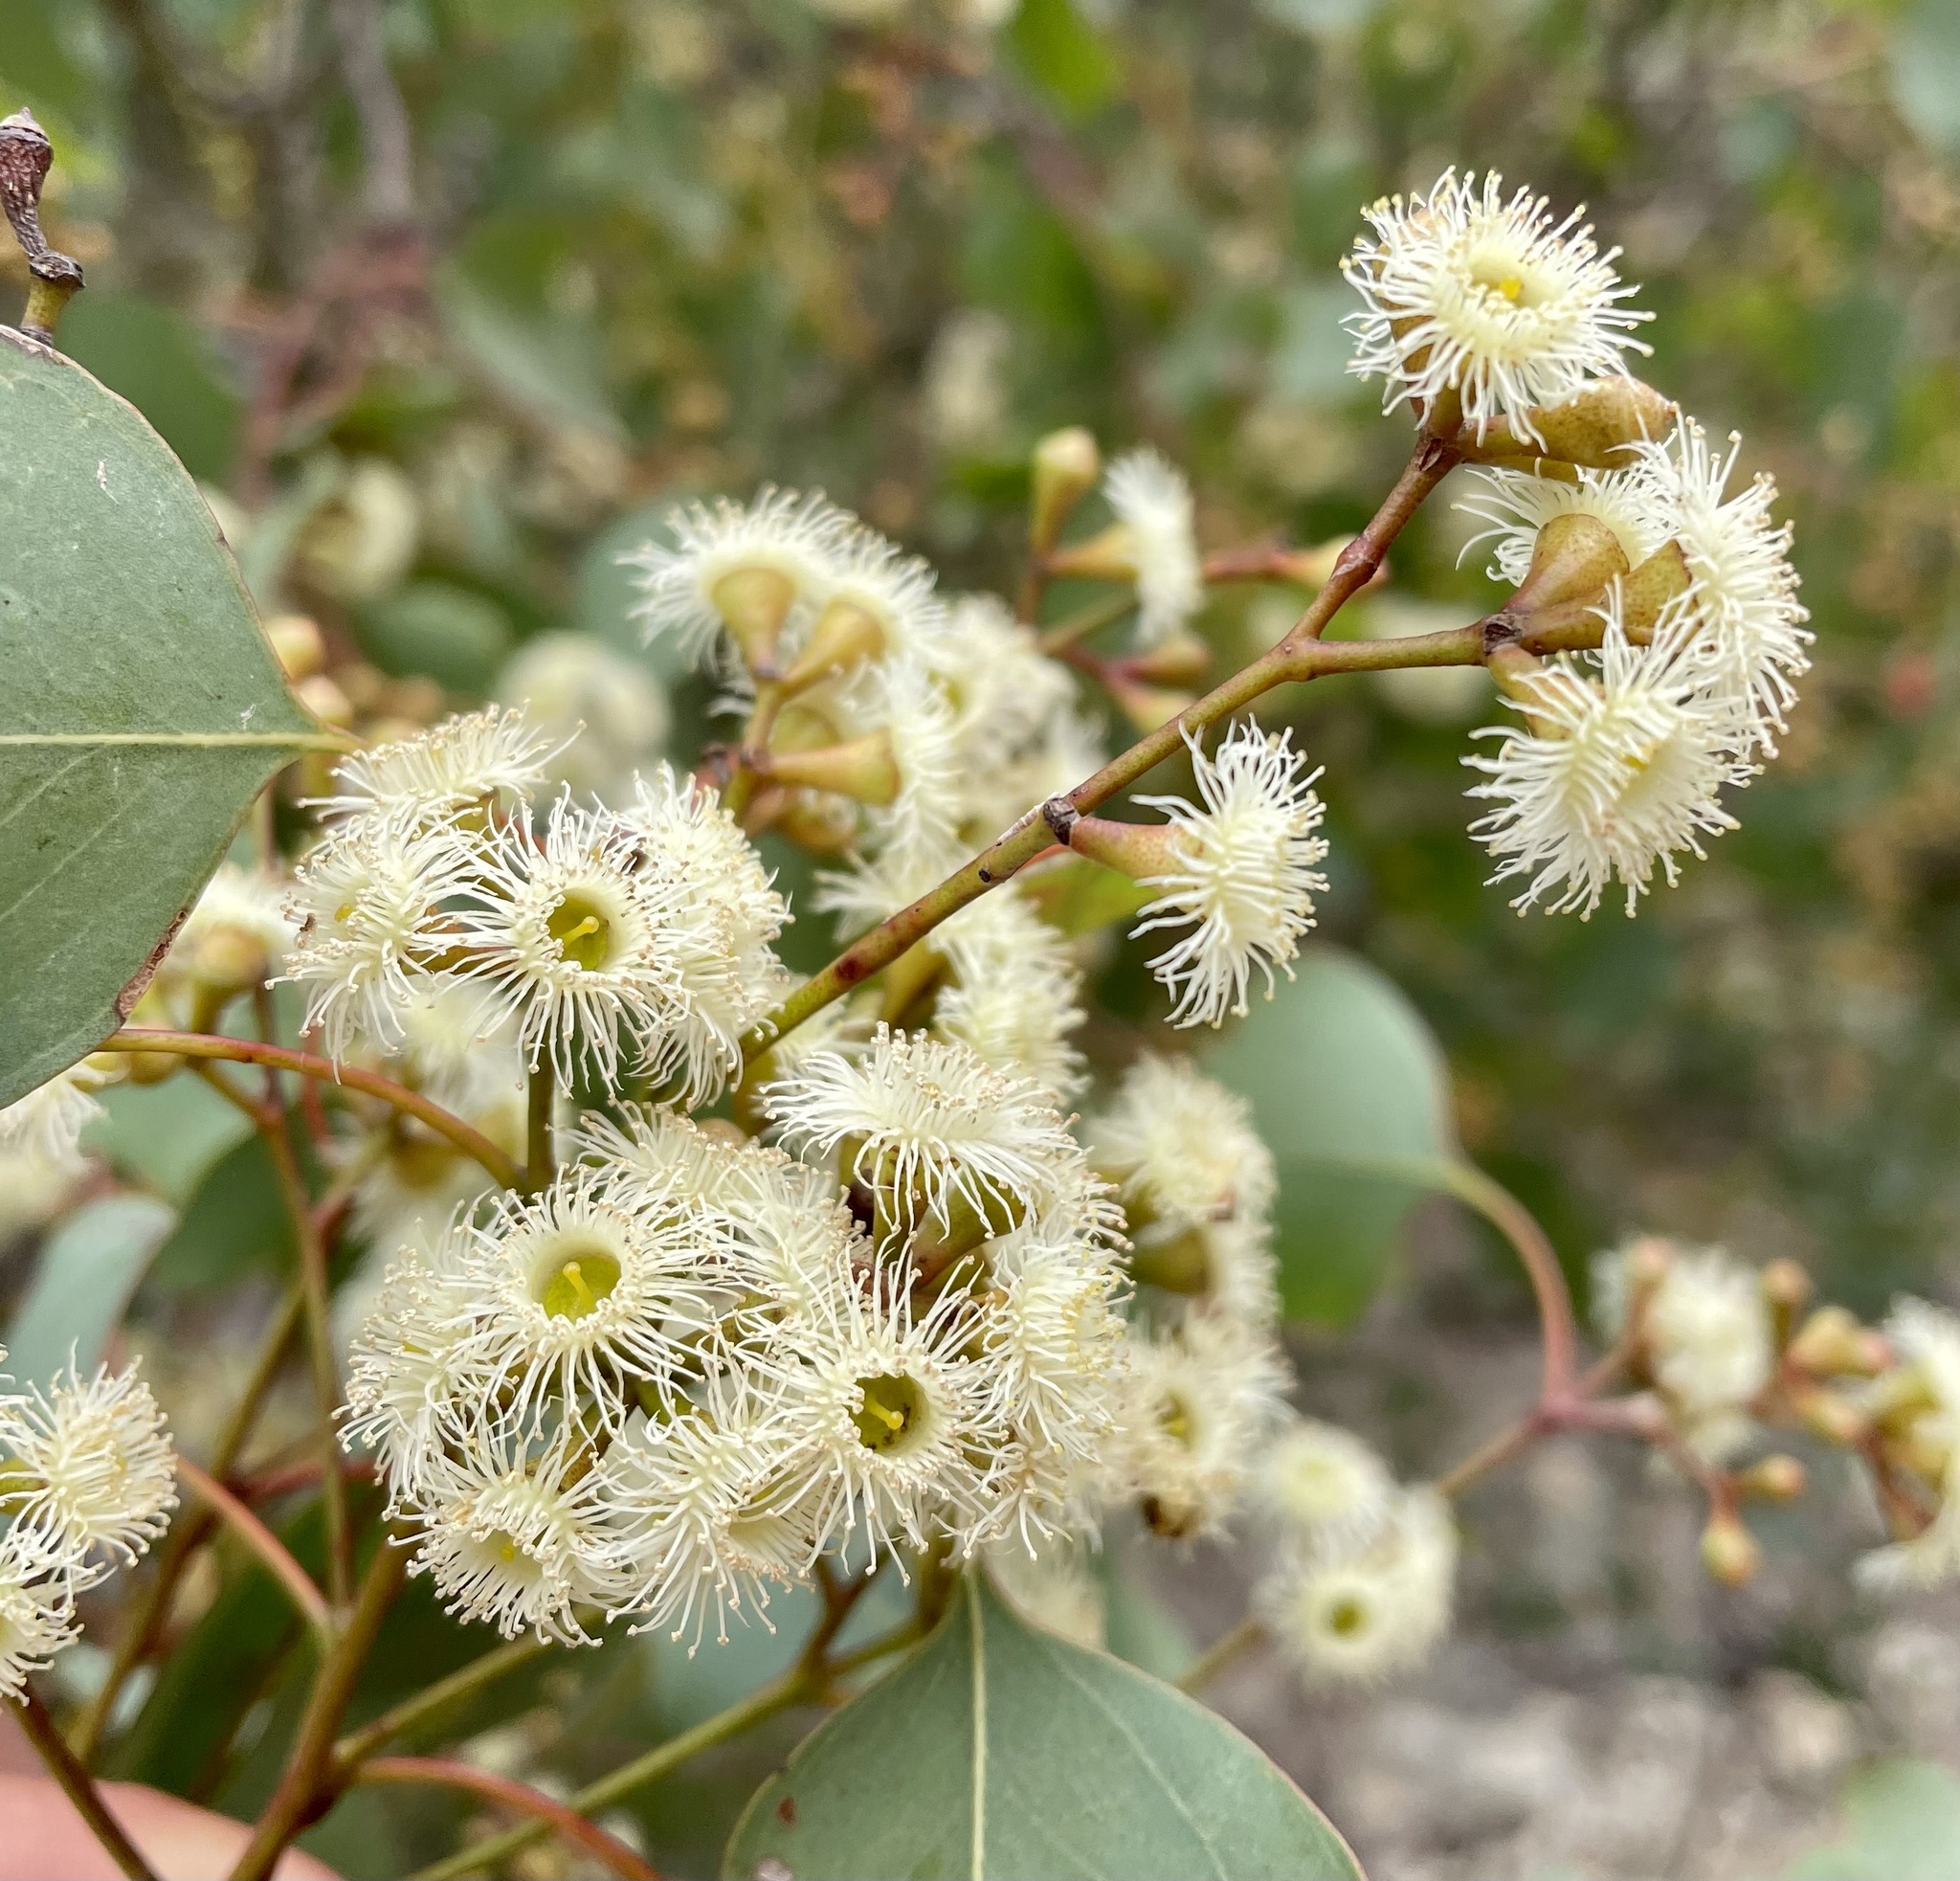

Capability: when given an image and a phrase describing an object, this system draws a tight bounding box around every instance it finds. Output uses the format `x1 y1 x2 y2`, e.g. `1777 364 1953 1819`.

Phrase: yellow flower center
546 891 616 972
853 1373 925 1453
536 1242 623 1319
1325 1595 1369 1638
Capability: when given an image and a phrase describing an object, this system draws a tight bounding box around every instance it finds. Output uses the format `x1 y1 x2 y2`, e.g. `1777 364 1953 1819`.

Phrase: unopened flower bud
1700 1508 1762 1587
1791 1386 1869 1447
1030 427 1101 553
1789 1307 1886 1379
1508 511 1631 617
1738 1455 1807 1503
1759 1258 1813 1314
1617 542 1692 636
295 673 355 729
264 614 325 682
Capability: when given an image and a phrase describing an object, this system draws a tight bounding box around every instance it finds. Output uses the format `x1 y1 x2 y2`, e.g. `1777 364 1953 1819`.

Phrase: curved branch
1436 1161 1579 1401
15 1685 158 1881
104 1030 523 1189
352 1758 658 1881
742 438 1462 1061
175 1455 332 1644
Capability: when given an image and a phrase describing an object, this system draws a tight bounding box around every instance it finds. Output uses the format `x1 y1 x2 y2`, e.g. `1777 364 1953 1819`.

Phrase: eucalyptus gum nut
780 596 885 692
710 565 798 670
1044 521 1137 582
1066 813 1181 884
1618 540 1693 633
1472 376 1678 468
760 729 902 806
1030 425 1101 551
1511 512 1630 615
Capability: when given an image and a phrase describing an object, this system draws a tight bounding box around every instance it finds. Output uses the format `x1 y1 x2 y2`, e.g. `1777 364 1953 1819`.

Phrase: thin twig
1177 1616 1265 1696
741 436 1463 1063
230 1539 410 1880
329 1636 551 1779
104 1030 523 1188
256 1100 353 1609
410 1669 807 1881
73 1288 306 1763
175 1455 333 1644
353 1758 658 1880
17 1685 159 1881
1435 1162 1580 1401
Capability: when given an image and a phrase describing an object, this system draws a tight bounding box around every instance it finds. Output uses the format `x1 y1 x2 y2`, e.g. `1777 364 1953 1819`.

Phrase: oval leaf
0 327 320 1106
724 1572 1363 1881
4 1194 175 1387
1207 944 1454 1324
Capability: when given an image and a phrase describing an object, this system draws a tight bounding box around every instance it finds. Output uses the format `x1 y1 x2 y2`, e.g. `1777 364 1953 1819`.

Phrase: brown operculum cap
1460 376 1678 471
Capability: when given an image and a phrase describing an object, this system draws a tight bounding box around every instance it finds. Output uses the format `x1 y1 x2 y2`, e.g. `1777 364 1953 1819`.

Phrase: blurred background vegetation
6 0 1960 1870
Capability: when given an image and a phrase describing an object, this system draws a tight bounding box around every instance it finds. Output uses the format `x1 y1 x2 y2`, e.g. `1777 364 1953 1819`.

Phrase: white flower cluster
345 1029 1133 1645
1126 723 1329 1028
0 1355 177 1701
1594 1237 1773 1464
1857 1299 1960 1593
1254 1419 1458 1688
1090 1059 1292 1536
631 492 1104 1068
1344 167 1651 439
283 707 790 1106
1344 168 1807 920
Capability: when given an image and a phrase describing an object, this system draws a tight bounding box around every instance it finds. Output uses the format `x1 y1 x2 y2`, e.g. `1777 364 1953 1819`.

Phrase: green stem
72 1288 305 1764
17 1684 159 1880
411 1668 808 1881
743 437 1465 1064
105 1030 523 1189
1035 590 1137 656
328 1636 551 1780
1433 1161 1579 1401
523 1063 554 1193
1177 1616 1266 1697
352 1758 658 1881
258 1104 353 1611
174 1455 333 1645
230 1539 410 1881
414 1592 924 1881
